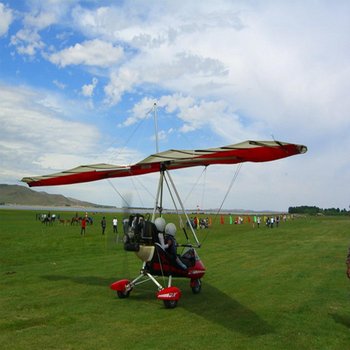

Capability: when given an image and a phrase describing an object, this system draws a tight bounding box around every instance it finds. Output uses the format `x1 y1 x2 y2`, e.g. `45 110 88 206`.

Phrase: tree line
288 206 349 216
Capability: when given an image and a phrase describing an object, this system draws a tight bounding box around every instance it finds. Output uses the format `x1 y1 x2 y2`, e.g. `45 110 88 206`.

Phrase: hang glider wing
21 140 307 187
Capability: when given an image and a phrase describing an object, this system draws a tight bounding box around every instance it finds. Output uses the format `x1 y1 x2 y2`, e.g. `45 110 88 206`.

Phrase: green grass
1 210 350 349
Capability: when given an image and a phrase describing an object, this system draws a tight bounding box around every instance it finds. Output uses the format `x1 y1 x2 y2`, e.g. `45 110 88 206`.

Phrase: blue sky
0 0 349 211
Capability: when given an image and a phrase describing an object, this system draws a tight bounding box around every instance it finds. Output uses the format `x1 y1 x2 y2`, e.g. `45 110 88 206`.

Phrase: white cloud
22 0 75 30
72 1 350 145
23 9 57 30
118 97 155 127
71 2 244 46
125 94 255 143
10 28 45 56
158 94 194 114
49 39 124 67
141 52 228 82
32 153 93 170
104 67 139 105
101 146 144 165
69 2 233 104
10 0 74 56
82 77 98 97
0 3 13 36
53 80 66 90
0 83 101 182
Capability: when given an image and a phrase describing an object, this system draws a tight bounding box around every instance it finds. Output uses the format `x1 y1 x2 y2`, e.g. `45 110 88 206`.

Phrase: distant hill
0 184 110 208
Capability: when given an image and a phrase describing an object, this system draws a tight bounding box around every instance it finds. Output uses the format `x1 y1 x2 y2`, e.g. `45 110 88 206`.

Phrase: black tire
191 279 201 294
163 299 178 309
117 289 131 298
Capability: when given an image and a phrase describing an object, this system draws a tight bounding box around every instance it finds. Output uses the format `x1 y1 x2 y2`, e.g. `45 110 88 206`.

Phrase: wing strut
152 169 164 220
152 166 201 248
165 169 200 247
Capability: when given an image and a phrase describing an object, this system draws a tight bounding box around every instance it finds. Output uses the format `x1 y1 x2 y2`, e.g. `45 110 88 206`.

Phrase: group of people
99 216 118 235
265 216 280 228
219 214 289 227
188 216 211 229
37 212 57 225
80 215 118 236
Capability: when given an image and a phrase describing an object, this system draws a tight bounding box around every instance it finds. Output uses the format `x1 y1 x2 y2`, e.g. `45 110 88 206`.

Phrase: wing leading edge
21 140 307 187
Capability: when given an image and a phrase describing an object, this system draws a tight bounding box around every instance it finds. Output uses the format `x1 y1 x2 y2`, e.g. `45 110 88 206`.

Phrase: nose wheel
163 299 178 309
117 289 131 298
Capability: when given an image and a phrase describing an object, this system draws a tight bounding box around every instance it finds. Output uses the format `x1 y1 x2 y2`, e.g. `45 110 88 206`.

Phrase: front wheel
163 299 178 309
117 289 131 298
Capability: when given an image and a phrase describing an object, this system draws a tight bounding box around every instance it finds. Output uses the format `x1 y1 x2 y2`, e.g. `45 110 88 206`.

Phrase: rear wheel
191 279 201 294
163 299 178 309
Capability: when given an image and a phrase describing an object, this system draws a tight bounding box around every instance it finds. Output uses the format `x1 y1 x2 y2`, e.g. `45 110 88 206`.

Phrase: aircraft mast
153 102 159 153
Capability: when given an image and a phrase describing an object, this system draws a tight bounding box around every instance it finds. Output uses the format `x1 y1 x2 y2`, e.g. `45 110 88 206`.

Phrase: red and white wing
21 140 307 187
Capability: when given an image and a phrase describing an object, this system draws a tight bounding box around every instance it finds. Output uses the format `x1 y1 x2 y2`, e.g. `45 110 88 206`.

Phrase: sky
0 0 349 212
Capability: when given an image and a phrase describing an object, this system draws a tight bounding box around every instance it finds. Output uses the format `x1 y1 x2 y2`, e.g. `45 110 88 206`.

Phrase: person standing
101 216 107 235
257 216 261 228
346 247 350 278
112 217 118 233
81 217 86 235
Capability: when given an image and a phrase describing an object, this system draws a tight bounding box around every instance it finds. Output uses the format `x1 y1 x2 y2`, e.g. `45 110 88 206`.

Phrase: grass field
1 209 350 349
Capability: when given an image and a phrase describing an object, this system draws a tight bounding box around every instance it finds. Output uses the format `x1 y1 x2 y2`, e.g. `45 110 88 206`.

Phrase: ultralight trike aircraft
22 139 307 308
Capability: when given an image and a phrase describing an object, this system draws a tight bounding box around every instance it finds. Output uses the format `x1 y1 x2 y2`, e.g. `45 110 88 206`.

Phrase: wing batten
21 140 307 187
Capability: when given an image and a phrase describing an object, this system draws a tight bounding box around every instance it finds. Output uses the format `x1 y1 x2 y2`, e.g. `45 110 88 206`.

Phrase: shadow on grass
181 281 274 336
330 313 350 329
42 275 273 335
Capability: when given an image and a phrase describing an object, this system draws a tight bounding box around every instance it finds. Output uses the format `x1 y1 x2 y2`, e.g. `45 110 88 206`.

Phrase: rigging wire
200 166 207 210
107 179 131 208
183 166 208 206
129 176 145 208
213 163 243 224
106 106 154 204
107 106 154 163
198 164 243 247
133 176 156 201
